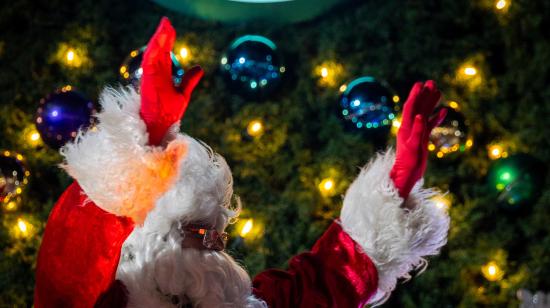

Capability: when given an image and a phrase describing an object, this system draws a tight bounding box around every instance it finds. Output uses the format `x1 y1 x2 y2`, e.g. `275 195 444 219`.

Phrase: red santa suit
34 18 449 308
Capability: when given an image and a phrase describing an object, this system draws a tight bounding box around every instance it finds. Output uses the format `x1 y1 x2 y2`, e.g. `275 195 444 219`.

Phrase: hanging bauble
0 151 28 203
429 106 472 158
119 46 185 89
339 76 398 130
220 35 284 99
150 0 343 24
488 153 546 209
35 88 95 149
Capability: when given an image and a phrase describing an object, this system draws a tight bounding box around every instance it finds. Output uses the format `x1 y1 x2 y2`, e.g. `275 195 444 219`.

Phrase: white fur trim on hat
60 86 187 224
339 149 450 304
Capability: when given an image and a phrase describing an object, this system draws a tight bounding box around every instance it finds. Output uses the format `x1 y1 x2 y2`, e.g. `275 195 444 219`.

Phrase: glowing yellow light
428 144 436 151
247 120 264 137
464 67 477 76
319 178 336 196
3 151 10 157
392 119 401 128
392 95 400 103
391 117 402 136
16 154 23 161
339 84 347 92
432 195 451 211
66 50 75 62
466 139 474 147
16 187 22 194
323 179 333 190
488 144 504 160
17 218 28 234
123 72 130 79
481 261 504 281
30 132 40 141
5 201 17 211
449 101 459 109
437 151 444 158
315 62 343 87
120 66 127 74
240 219 254 237
130 50 138 57
495 0 507 10
179 47 189 59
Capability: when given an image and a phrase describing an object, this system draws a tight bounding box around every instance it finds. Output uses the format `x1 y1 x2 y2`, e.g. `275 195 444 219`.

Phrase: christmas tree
1 0 549 306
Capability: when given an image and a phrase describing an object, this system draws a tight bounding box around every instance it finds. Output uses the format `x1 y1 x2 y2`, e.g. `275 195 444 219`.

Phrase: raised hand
140 17 204 146
390 81 447 200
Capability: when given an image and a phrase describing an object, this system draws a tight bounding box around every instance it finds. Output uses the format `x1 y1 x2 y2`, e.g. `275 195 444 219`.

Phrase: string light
448 101 460 109
391 116 402 136
495 0 508 10
5 201 17 211
14 217 32 238
456 62 482 88
392 95 400 103
319 177 336 197
240 219 254 237
247 120 264 137
28 130 41 146
315 61 344 87
432 195 452 211
464 67 477 76
481 261 504 281
17 218 28 233
66 49 75 63
57 44 88 68
339 84 347 92
179 47 189 59
488 144 507 160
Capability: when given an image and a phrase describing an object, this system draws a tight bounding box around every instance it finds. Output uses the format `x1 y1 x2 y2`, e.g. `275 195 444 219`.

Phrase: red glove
390 81 447 200
140 17 204 146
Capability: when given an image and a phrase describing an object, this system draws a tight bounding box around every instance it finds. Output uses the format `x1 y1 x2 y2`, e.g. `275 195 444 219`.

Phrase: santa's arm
253 81 450 306
34 18 200 308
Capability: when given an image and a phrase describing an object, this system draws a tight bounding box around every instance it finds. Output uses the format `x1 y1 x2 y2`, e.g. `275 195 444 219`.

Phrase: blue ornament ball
35 88 95 149
220 35 284 98
339 77 398 130
119 46 185 89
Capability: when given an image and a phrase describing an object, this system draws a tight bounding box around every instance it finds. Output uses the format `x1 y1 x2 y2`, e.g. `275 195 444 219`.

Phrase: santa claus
34 18 449 308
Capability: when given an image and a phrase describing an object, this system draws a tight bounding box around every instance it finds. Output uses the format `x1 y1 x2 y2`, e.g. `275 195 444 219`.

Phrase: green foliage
1 0 549 306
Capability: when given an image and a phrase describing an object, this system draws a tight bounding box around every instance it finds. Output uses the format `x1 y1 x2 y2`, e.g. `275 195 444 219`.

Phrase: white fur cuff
339 150 450 300
60 87 187 224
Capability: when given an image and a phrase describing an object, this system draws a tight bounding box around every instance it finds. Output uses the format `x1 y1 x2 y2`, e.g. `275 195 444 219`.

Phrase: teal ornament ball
339 77 398 130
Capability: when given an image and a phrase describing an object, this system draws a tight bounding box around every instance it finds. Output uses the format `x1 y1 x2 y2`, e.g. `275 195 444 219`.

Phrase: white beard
116 223 266 308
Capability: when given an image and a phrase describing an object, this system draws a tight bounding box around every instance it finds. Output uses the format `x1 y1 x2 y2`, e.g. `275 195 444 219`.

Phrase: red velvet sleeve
34 182 134 308
252 221 378 308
